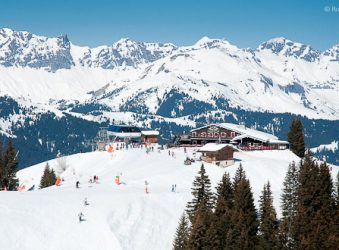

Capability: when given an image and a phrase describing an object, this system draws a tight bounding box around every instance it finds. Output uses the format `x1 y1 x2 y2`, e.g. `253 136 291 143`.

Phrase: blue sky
1 0 338 50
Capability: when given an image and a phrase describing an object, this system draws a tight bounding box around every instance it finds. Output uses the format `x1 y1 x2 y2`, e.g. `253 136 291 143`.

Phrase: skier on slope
78 212 84 223
84 197 89 206
145 180 149 194
76 181 80 189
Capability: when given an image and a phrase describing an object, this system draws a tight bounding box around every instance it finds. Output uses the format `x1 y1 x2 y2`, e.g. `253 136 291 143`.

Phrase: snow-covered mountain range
0 28 338 167
0 28 338 119
0 29 339 119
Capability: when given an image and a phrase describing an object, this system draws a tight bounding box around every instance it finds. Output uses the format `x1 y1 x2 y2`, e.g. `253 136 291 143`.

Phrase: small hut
198 143 234 167
141 130 159 144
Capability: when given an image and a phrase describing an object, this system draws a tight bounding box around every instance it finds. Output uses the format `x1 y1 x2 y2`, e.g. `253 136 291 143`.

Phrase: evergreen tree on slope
2 139 19 190
228 166 259 249
279 161 299 248
40 163 56 188
187 207 211 250
313 162 337 249
186 164 214 223
292 155 336 249
258 182 278 250
0 140 4 189
212 172 234 249
287 118 305 158
173 213 190 250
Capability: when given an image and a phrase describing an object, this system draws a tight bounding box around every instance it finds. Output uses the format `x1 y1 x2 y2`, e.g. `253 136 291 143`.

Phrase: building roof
198 143 233 152
141 130 159 136
231 134 289 144
108 125 141 133
192 123 279 142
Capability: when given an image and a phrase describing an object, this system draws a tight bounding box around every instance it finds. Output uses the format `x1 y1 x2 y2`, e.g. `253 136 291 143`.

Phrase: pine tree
0 140 4 189
40 163 56 188
292 155 337 249
213 172 233 249
187 207 211 250
173 213 190 250
335 171 339 206
313 162 337 249
291 155 317 248
279 161 299 248
2 139 19 190
186 164 214 223
287 118 305 158
233 164 246 188
258 182 278 250
49 168 57 186
205 212 223 250
277 218 290 250
334 171 339 248
228 167 259 249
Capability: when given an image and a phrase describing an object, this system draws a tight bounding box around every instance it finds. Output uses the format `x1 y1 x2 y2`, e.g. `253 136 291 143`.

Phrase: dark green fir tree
212 172 233 249
40 163 56 188
1 139 19 190
173 213 190 250
228 166 259 249
258 182 278 250
186 164 214 223
292 154 337 249
187 207 211 250
287 117 305 158
279 161 299 248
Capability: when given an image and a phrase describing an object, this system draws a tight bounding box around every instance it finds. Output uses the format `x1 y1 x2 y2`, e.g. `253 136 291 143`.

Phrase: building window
230 132 235 137
192 132 197 137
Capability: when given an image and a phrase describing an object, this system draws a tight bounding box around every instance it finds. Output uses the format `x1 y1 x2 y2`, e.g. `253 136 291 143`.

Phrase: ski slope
1 147 338 250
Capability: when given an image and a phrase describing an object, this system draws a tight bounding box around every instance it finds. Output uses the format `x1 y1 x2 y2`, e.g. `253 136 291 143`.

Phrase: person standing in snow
171 185 174 192
76 181 80 189
145 180 149 194
78 212 84 223
84 197 89 206
172 151 175 158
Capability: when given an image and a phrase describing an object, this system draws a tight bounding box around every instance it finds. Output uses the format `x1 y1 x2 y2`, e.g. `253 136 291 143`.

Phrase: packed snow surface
1 147 338 250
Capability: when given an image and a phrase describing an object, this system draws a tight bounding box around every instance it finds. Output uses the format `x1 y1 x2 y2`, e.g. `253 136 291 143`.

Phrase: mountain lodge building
175 123 289 150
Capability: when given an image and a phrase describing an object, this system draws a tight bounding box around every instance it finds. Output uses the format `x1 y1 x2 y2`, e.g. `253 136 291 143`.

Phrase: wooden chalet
175 123 289 150
141 130 159 144
198 143 234 167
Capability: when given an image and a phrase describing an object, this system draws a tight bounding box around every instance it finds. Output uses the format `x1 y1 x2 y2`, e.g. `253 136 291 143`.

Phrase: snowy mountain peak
194 36 213 45
113 37 138 48
0 28 74 71
258 37 320 62
0 27 14 36
322 44 339 61
57 34 70 46
193 36 238 51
